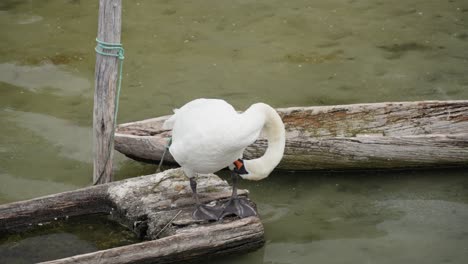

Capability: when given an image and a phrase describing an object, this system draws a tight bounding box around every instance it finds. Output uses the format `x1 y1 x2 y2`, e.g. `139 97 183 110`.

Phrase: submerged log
114 100 468 170
0 169 264 264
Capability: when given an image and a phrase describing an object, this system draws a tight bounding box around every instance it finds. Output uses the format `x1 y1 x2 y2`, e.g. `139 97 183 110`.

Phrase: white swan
163 98 285 220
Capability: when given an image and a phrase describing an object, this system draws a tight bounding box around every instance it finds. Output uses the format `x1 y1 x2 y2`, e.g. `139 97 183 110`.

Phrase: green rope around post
157 137 173 172
95 38 125 125
93 38 125 185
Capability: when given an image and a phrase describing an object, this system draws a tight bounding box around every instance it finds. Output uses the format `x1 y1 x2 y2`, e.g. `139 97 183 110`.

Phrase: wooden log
93 0 123 184
114 100 468 170
40 217 264 264
115 115 176 163
0 184 110 235
0 169 264 263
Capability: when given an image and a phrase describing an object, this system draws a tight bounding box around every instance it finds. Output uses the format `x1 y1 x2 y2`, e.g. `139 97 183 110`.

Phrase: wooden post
93 0 122 184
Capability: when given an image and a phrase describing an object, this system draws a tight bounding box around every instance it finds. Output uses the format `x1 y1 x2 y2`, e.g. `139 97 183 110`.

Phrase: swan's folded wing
163 98 225 130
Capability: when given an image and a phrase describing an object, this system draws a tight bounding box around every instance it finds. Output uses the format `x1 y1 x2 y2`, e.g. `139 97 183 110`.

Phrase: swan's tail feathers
162 108 179 130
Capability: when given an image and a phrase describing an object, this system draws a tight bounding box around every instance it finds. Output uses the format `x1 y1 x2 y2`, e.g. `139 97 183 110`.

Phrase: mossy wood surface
115 101 468 170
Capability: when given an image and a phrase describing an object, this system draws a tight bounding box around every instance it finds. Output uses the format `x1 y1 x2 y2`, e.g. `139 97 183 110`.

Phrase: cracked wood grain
115 101 468 170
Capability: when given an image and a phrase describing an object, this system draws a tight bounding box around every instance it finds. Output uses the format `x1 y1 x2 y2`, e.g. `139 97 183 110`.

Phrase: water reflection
262 199 468 264
0 63 91 96
0 172 77 202
7 110 92 163
0 10 43 25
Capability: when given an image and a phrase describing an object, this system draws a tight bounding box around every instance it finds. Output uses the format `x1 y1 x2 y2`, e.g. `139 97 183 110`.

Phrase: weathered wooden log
0 169 264 263
0 184 110 235
40 217 263 264
114 100 468 170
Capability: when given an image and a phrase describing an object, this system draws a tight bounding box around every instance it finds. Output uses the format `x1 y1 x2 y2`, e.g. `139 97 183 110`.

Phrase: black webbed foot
189 177 223 221
192 203 223 221
219 197 257 219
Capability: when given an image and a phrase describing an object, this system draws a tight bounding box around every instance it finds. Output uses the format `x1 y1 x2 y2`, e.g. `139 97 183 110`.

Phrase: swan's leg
189 177 200 204
189 177 222 221
219 172 257 219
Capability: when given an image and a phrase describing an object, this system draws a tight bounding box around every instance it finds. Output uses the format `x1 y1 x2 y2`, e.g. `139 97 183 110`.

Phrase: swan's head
231 159 272 181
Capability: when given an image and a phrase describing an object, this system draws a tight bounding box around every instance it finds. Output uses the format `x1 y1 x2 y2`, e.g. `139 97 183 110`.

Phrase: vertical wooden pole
93 0 122 184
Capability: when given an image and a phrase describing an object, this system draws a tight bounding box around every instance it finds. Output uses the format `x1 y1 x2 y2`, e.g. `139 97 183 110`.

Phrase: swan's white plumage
165 98 285 180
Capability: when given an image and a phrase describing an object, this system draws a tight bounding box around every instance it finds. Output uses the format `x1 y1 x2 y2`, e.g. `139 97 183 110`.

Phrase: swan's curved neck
241 103 285 181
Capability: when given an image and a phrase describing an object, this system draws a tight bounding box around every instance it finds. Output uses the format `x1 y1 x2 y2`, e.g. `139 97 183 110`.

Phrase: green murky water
1 0 467 263
0 214 140 263
207 169 468 264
